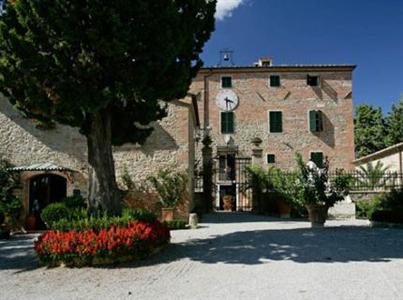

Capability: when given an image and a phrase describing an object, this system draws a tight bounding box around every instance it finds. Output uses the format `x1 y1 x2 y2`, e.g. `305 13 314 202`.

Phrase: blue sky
202 0 403 113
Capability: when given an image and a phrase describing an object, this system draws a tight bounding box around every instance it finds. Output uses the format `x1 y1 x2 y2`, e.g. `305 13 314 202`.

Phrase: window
309 110 324 132
267 154 276 164
269 111 282 133
221 76 232 88
270 75 280 87
307 75 319 87
221 112 234 134
310 152 324 168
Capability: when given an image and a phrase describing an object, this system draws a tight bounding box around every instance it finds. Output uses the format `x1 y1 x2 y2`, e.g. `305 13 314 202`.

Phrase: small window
309 110 324 132
270 75 280 87
307 75 319 87
269 111 283 133
221 76 232 88
221 111 234 134
267 154 276 164
310 152 324 168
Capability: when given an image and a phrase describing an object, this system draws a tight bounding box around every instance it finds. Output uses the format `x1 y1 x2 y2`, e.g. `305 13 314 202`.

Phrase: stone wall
0 96 197 217
188 68 355 171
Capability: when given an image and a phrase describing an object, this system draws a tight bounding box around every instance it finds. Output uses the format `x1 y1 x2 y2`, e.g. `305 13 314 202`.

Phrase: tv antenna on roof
218 49 235 66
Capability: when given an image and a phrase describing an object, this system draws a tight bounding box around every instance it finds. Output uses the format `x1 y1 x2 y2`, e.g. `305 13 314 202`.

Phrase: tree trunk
87 109 121 216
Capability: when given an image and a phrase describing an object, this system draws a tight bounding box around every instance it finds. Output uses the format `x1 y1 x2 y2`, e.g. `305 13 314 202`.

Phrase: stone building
353 142 403 173
0 55 356 223
188 57 356 210
0 95 199 225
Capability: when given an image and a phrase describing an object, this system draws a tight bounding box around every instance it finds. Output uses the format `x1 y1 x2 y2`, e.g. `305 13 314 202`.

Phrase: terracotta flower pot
306 204 329 227
161 208 174 222
25 214 37 231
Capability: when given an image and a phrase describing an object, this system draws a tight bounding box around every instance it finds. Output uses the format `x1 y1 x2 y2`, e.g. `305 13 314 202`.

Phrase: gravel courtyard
1 213 403 300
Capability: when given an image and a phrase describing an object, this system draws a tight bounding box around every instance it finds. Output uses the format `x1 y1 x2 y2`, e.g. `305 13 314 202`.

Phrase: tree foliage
385 96 403 146
354 104 387 157
354 98 403 158
0 0 216 144
0 0 216 215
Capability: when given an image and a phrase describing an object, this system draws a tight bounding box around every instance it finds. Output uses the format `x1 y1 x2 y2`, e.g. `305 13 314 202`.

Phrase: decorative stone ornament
216 90 239 111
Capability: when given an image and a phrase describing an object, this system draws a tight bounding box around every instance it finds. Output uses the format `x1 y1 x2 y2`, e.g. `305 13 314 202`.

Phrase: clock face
216 90 239 111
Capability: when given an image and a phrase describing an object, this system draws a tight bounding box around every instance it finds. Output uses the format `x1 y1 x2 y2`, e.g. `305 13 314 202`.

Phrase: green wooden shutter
309 110 316 132
221 112 234 133
317 111 323 131
310 152 324 168
270 111 282 132
309 110 323 132
267 154 276 163
227 112 234 133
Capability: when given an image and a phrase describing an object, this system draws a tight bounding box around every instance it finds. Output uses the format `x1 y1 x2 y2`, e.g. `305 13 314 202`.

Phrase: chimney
255 57 273 67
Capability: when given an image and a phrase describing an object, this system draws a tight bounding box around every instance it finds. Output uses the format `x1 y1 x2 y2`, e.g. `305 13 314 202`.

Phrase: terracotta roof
199 64 356 73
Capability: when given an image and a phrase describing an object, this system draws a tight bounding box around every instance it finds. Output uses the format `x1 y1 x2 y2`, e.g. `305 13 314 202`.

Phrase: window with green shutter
267 154 276 164
270 75 280 87
269 111 282 133
221 76 232 88
221 112 234 134
307 75 319 86
309 110 323 132
310 152 324 168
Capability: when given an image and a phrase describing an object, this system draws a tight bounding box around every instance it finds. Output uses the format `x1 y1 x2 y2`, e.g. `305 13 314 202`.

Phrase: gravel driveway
1 213 403 300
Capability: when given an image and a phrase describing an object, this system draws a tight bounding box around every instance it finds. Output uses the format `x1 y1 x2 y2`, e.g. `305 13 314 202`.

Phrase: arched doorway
29 174 67 229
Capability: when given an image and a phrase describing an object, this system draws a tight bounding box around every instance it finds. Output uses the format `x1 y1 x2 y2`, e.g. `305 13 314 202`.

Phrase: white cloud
215 0 246 21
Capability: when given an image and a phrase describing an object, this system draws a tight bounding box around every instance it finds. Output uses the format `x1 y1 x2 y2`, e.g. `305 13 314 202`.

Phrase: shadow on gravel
0 234 39 272
130 226 403 267
201 212 307 224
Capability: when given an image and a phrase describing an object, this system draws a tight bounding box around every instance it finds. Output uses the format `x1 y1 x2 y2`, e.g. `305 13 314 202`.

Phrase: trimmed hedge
34 220 170 267
47 209 157 231
165 219 188 230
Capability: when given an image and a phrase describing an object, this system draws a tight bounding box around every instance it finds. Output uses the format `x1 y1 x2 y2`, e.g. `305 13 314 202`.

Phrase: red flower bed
34 220 170 267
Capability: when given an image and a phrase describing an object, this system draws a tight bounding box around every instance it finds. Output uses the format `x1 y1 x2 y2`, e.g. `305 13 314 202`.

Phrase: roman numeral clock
216 90 239 111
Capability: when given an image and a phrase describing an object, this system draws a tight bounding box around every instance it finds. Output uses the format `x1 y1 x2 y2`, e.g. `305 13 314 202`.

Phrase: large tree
385 96 403 146
0 0 216 215
354 104 387 158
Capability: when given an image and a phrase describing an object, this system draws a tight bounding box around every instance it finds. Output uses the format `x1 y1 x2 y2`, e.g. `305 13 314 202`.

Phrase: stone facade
187 63 356 210
0 60 357 217
0 95 198 218
188 65 356 170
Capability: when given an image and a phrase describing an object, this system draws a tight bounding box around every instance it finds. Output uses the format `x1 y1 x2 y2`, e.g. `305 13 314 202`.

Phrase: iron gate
213 156 252 211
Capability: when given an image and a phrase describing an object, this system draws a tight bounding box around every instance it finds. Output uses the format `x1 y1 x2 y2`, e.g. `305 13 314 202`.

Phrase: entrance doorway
214 156 252 211
29 174 67 229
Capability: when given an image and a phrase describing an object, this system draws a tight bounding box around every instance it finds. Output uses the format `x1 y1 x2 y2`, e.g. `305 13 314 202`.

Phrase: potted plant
295 153 352 227
148 169 188 222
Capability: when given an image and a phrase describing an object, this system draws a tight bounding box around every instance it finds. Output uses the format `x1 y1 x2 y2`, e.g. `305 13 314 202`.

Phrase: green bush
0 158 22 226
164 219 188 230
62 195 86 209
367 188 403 224
148 169 188 208
355 200 373 219
50 209 157 231
123 208 157 223
41 203 70 225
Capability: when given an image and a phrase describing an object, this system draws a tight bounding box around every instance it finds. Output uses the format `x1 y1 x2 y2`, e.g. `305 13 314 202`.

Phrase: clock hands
224 97 234 110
